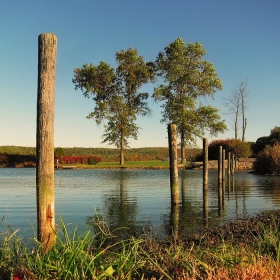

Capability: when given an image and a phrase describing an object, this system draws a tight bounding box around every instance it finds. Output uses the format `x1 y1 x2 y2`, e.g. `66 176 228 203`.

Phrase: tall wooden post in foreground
203 138 208 190
36 33 57 250
168 124 179 205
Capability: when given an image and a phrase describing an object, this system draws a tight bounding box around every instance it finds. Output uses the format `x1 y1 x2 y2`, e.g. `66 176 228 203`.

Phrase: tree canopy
72 48 154 165
152 38 227 163
252 126 280 155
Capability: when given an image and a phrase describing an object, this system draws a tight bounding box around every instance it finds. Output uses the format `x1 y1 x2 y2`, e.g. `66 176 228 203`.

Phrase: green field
75 160 170 169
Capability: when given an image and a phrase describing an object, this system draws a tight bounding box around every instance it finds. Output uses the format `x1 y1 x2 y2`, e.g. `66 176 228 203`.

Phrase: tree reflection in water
85 169 280 239
87 170 147 238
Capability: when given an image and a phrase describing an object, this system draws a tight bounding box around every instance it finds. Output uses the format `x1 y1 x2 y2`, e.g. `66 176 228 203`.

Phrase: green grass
99 160 169 167
74 160 171 169
1 214 280 279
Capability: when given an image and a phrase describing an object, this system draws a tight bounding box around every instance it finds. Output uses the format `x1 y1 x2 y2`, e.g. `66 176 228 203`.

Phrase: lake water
1 168 280 239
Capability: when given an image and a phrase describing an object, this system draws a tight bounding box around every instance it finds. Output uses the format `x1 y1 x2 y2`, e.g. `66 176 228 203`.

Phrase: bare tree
223 78 248 141
240 79 248 142
223 88 240 139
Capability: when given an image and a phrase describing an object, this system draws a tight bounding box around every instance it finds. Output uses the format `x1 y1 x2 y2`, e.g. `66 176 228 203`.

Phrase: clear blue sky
1 0 279 148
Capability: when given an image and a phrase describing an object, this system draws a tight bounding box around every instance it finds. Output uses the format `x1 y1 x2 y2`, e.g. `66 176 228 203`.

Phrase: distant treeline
0 153 36 167
0 146 202 164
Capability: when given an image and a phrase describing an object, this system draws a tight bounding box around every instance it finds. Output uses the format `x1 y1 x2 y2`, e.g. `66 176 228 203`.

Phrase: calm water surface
1 168 280 238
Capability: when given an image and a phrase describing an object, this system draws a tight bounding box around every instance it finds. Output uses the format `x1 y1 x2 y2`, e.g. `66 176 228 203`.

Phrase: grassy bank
1 210 280 279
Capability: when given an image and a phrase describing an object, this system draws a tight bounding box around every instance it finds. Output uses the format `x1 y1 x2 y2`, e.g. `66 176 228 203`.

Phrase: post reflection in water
170 204 179 239
87 170 139 237
56 170 280 238
3 168 280 240
203 189 208 227
218 182 223 217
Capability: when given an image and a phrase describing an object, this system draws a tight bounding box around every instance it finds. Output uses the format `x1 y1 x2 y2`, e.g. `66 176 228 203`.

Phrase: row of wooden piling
168 124 237 206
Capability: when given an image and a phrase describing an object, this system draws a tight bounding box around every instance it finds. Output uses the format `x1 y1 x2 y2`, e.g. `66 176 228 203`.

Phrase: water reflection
87 170 140 237
2 168 280 239
203 190 208 227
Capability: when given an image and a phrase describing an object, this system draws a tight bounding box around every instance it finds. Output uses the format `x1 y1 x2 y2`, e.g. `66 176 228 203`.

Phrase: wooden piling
218 146 222 184
222 149 225 181
168 124 179 205
232 154 235 175
227 152 231 177
36 33 57 250
203 138 208 190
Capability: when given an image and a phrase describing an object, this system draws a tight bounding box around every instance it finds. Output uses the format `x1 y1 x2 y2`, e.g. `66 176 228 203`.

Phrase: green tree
152 38 227 164
73 48 154 165
252 126 280 155
54 147 65 157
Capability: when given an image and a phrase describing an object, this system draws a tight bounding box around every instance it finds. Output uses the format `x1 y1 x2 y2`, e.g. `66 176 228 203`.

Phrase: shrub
252 127 280 155
0 154 36 167
57 155 101 165
208 139 252 160
185 148 203 161
254 143 280 174
87 156 102 165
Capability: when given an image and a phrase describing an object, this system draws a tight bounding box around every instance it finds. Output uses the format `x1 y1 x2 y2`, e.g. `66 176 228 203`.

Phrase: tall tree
222 88 240 139
223 78 248 141
73 48 154 165
153 38 227 164
240 79 248 142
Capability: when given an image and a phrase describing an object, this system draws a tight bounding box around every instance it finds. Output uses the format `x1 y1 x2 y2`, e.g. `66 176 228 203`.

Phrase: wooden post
168 124 179 205
222 149 225 181
36 33 57 250
232 154 235 175
218 146 222 184
203 138 208 190
227 152 231 177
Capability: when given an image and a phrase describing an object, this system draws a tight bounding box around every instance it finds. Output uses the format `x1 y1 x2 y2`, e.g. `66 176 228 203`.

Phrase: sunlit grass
76 160 171 169
1 213 280 279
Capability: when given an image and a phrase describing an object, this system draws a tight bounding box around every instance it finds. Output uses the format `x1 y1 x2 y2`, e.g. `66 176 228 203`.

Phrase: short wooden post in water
203 138 208 190
222 149 225 180
218 146 223 184
36 33 57 250
232 154 235 175
227 152 231 177
168 124 179 205
235 155 238 170
222 149 226 198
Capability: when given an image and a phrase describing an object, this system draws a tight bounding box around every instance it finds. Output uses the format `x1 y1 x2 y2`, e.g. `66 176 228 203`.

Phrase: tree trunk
36 33 57 251
234 108 238 140
241 79 248 142
120 130 125 165
242 117 247 142
180 130 186 164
